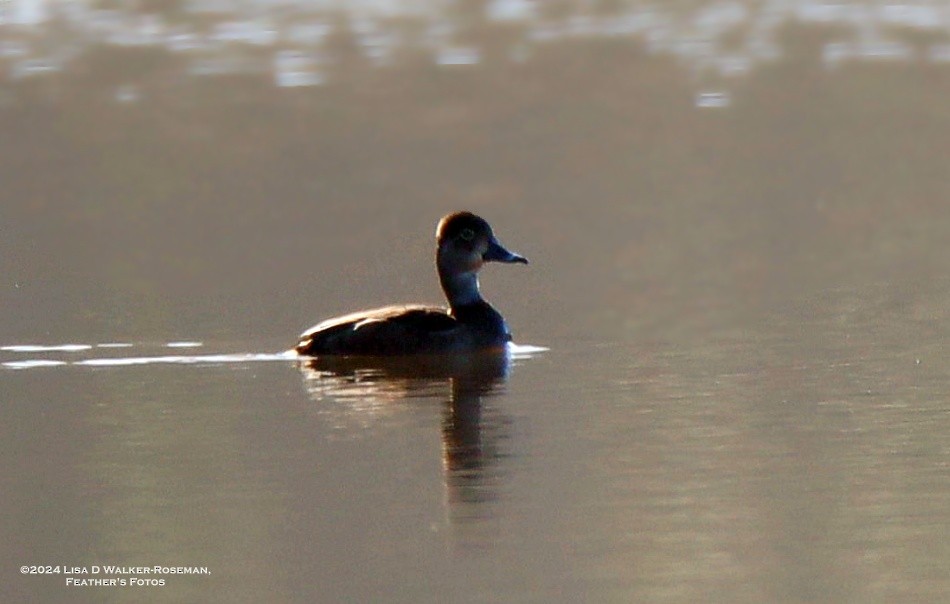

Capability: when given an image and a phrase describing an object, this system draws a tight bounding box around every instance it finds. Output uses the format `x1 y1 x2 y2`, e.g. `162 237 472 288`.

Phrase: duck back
296 305 460 356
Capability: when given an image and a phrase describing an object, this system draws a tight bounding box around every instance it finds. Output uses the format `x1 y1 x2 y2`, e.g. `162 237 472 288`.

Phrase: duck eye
459 228 475 241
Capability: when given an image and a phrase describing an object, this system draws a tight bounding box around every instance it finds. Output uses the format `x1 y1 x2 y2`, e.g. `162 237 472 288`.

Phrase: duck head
435 211 527 307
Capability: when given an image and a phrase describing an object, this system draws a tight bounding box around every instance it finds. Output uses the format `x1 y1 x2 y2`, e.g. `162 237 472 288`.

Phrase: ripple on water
1 341 298 370
2 341 540 370
1 344 92 352
3 359 69 369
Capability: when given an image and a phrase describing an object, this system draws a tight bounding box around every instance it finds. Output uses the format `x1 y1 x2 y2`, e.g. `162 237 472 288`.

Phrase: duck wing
296 305 459 356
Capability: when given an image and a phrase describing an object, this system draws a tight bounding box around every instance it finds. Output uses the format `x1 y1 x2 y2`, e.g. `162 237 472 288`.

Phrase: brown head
435 211 527 308
436 211 527 273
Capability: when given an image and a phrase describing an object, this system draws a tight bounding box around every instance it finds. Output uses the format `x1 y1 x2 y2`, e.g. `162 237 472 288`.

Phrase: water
3 2 950 602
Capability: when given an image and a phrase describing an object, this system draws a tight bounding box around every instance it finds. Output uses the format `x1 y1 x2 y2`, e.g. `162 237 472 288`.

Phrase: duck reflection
298 351 514 519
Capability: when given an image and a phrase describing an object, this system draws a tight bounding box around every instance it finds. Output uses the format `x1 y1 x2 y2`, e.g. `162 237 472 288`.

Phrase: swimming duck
295 211 528 356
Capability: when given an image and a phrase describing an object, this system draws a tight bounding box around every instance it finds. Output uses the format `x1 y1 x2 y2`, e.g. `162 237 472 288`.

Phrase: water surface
3 2 950 602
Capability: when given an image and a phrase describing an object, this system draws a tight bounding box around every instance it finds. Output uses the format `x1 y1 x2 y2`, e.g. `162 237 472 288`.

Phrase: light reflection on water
0 341 544 370
1 342 289 369
299 351 528 524
5 0 950 101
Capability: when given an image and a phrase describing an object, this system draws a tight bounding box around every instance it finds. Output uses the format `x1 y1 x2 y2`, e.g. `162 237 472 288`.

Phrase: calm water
3 2 950 602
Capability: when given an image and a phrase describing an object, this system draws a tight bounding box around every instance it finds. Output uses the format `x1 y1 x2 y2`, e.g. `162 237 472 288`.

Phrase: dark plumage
296 212 527 356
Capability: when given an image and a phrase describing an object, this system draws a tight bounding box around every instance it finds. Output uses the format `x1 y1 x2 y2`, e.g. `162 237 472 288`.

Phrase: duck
295 211 528 356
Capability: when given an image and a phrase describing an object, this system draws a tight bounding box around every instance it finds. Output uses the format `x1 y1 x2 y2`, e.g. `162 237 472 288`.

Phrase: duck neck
440 270 484 312
440 268 510 341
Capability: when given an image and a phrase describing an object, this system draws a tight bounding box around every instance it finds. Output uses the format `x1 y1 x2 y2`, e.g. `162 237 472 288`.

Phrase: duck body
296 302 509 356
296 212 527 357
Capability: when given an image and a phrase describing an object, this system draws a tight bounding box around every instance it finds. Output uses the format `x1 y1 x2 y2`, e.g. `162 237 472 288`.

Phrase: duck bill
484 237 528 264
